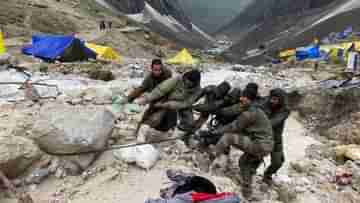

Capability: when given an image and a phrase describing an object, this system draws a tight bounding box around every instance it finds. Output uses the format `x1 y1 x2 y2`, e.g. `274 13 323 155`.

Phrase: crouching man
136 69 203 142
210 88 274 200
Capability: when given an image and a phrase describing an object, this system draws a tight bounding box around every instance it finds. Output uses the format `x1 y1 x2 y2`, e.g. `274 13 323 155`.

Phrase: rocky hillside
0 0 181 60
104 0 145 14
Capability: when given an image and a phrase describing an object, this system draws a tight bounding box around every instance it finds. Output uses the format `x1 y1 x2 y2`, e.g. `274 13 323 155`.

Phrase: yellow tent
279 49 296 58
167 49 198 65
85 43 121 63
328 48 349 64
0 31 6 54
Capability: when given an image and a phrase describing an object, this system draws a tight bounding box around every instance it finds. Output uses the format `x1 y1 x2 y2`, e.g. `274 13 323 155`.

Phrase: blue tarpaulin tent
22 34 96 62
296 45 321 61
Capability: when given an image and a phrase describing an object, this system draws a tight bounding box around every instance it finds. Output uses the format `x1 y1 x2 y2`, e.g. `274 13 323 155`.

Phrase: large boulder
0 135 42 178
31 103 115 155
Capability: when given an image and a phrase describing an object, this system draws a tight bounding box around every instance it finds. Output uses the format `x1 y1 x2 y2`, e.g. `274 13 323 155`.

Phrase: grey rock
31 103 115 154
61 154 98 175
290 159 312 174
275 184 297 203
25 168 50 184
0 135 42 178
0 53 11 65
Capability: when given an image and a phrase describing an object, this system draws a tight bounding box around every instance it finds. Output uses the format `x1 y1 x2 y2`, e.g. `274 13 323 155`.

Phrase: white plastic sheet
113 144 160 170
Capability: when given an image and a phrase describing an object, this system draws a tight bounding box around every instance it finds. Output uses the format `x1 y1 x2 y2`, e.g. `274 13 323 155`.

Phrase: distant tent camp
86 43 122 63
167 49 198 65
0 31 6 54
22 34 96 62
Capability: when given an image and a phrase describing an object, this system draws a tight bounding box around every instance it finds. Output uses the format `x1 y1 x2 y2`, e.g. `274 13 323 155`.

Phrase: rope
41 133 193 156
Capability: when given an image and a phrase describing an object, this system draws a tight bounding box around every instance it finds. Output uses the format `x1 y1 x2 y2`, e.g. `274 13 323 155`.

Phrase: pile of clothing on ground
145 169 241 203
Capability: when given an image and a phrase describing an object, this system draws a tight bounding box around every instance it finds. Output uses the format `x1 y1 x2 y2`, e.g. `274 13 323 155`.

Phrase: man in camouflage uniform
244 82 265 105
197 82 264 130
191 82 242 147
125 59 176 137
126 59 172 103
210 88 274 200
136 69 203 141
260 88 290 184
193 82 264 148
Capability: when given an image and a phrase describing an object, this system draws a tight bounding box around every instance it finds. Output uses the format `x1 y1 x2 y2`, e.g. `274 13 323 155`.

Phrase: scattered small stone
25 168 50 185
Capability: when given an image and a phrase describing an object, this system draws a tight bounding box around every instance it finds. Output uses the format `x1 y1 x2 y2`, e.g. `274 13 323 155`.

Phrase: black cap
242 87 258 101
184 69 201 84
151 59 163 66
245 82 259 93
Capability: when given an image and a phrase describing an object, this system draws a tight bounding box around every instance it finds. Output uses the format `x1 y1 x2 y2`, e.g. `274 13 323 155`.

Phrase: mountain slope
1 0 177 60
104 0 214 48
223 0 360 65
219 0 336 38
180 0 248 34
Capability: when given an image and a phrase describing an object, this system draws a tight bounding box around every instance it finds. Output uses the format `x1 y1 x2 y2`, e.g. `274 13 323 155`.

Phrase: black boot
263 174 274 186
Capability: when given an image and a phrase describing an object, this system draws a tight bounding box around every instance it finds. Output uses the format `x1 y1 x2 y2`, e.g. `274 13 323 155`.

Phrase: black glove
211 128 223 136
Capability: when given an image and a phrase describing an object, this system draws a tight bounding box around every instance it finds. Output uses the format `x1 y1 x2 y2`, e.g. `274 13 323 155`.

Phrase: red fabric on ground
191 192 234 203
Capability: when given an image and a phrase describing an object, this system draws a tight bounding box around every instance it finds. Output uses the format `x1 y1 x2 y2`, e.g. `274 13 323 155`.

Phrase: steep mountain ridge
104 0 214 48
219 0 336 38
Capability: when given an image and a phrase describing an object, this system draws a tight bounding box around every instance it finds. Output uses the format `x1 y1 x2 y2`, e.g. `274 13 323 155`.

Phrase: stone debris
2 57 360 203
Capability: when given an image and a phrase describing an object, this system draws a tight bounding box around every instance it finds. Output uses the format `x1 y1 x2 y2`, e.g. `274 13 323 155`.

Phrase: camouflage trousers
214 133 273 198
264 141 285 178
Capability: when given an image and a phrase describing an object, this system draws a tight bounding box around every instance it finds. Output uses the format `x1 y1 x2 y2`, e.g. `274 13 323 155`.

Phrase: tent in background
296 45 320 61
22 34 96 62
279 49 296 58
320 41 360 53
167 49 199 65
0 31 6 54
328 48 349 64
86 43 122 63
